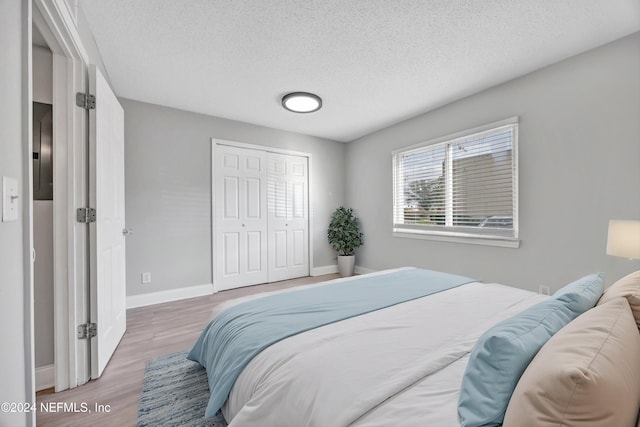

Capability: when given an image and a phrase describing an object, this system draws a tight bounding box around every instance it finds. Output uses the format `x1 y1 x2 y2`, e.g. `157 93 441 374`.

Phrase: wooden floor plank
36 274 339 426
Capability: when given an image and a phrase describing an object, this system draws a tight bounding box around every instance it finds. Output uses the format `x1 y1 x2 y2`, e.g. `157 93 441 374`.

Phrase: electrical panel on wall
33 102 53 200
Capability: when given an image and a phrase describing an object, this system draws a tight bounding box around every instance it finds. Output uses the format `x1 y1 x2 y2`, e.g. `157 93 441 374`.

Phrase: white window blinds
393 118 518 244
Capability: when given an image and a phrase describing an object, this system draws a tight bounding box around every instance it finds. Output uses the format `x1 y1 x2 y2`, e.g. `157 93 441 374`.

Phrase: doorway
32 0 128 392
32 35 56 392
32 3 90 392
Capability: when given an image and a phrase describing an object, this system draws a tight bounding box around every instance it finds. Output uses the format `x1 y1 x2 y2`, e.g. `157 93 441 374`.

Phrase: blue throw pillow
553 272 605 315
458 273 604 427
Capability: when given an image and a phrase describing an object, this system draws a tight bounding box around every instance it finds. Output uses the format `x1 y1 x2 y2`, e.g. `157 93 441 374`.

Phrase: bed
188 267 640 427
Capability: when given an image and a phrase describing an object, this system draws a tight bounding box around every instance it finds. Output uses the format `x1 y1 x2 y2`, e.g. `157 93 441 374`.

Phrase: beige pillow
503 297 640 427
598 270 640 327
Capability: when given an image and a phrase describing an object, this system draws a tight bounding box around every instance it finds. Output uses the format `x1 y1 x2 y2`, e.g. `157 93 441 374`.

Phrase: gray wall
346 33 640 292
0 0 31 425
122 99 346 296
33 46 52 104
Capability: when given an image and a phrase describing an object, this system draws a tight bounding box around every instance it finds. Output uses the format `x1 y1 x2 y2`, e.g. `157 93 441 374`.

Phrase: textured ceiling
78 0 639 142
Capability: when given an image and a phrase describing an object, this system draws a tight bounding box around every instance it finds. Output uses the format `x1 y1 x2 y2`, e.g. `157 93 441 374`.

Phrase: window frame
392 117 520 248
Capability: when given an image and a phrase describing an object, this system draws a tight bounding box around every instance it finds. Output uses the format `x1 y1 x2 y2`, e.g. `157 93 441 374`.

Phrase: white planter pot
337 255 356 277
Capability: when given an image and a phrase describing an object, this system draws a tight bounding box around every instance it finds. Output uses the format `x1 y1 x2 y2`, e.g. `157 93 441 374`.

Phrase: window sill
392 229 520 248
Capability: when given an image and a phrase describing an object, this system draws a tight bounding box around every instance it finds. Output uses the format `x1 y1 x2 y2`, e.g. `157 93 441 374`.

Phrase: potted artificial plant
328 206 364 277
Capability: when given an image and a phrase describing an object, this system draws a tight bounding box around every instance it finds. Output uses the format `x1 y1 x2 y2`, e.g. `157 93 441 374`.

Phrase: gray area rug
137 350 228 427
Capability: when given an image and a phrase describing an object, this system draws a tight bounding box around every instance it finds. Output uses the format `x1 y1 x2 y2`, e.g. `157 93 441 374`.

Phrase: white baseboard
312 265 377 276
36 364 55 391
311 265 338 276
127 283 214 309
355 265 377 275
126 268 378 309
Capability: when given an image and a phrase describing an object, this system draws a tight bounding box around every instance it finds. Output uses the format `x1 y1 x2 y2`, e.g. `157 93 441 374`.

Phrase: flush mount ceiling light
282 92 322 113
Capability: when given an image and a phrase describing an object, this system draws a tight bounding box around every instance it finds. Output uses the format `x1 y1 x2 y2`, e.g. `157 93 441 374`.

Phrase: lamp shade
606 220 640 260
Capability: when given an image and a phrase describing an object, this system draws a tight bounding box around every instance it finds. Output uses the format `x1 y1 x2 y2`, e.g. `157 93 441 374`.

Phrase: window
392 117 519 247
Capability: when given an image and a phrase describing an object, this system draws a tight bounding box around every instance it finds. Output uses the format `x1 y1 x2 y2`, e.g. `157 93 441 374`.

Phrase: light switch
2 176 19 222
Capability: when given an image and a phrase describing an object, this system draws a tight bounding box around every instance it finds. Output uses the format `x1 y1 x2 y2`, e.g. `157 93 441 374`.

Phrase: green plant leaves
327 206 363 256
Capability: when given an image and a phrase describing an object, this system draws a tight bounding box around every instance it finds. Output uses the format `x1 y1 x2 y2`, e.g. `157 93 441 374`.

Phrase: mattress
216 271 547 426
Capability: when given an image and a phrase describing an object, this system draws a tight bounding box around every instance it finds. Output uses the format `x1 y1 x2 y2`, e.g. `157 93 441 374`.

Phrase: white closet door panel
270 156 286 175
246 155 262 172
292 229 305 266
274 230 287 269
246 178 261 219
291 162 305 176
223 177 239 219
215 145 268 290
246 231 263 272
267 152 309 282
223 152 239 169
273 180 287 219
292 182 305 218
223 232 240 276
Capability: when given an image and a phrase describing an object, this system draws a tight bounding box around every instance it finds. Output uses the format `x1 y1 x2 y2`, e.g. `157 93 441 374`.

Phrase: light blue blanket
188 268 476 418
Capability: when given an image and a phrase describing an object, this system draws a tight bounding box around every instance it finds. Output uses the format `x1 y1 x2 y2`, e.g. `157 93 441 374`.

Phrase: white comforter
221 273 546 427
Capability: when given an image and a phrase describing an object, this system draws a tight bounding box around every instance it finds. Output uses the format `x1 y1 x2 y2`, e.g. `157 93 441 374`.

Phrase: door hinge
76 207 96 223
77 323 97 340
76 92 96 110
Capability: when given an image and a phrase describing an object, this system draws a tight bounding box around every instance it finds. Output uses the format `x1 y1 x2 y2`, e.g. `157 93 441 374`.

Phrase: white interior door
267 153 309 282
215 145 268 290
89 65 126 378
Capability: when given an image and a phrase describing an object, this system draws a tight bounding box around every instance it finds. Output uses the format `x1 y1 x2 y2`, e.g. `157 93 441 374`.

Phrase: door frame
211 138 314 292
33 0 90 391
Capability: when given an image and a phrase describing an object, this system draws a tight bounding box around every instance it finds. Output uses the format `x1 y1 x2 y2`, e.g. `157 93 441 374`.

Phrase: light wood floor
36 274 339 427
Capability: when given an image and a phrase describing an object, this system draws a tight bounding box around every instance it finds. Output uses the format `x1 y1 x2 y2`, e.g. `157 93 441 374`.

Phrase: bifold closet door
267 153 309 282
215 145 268 290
